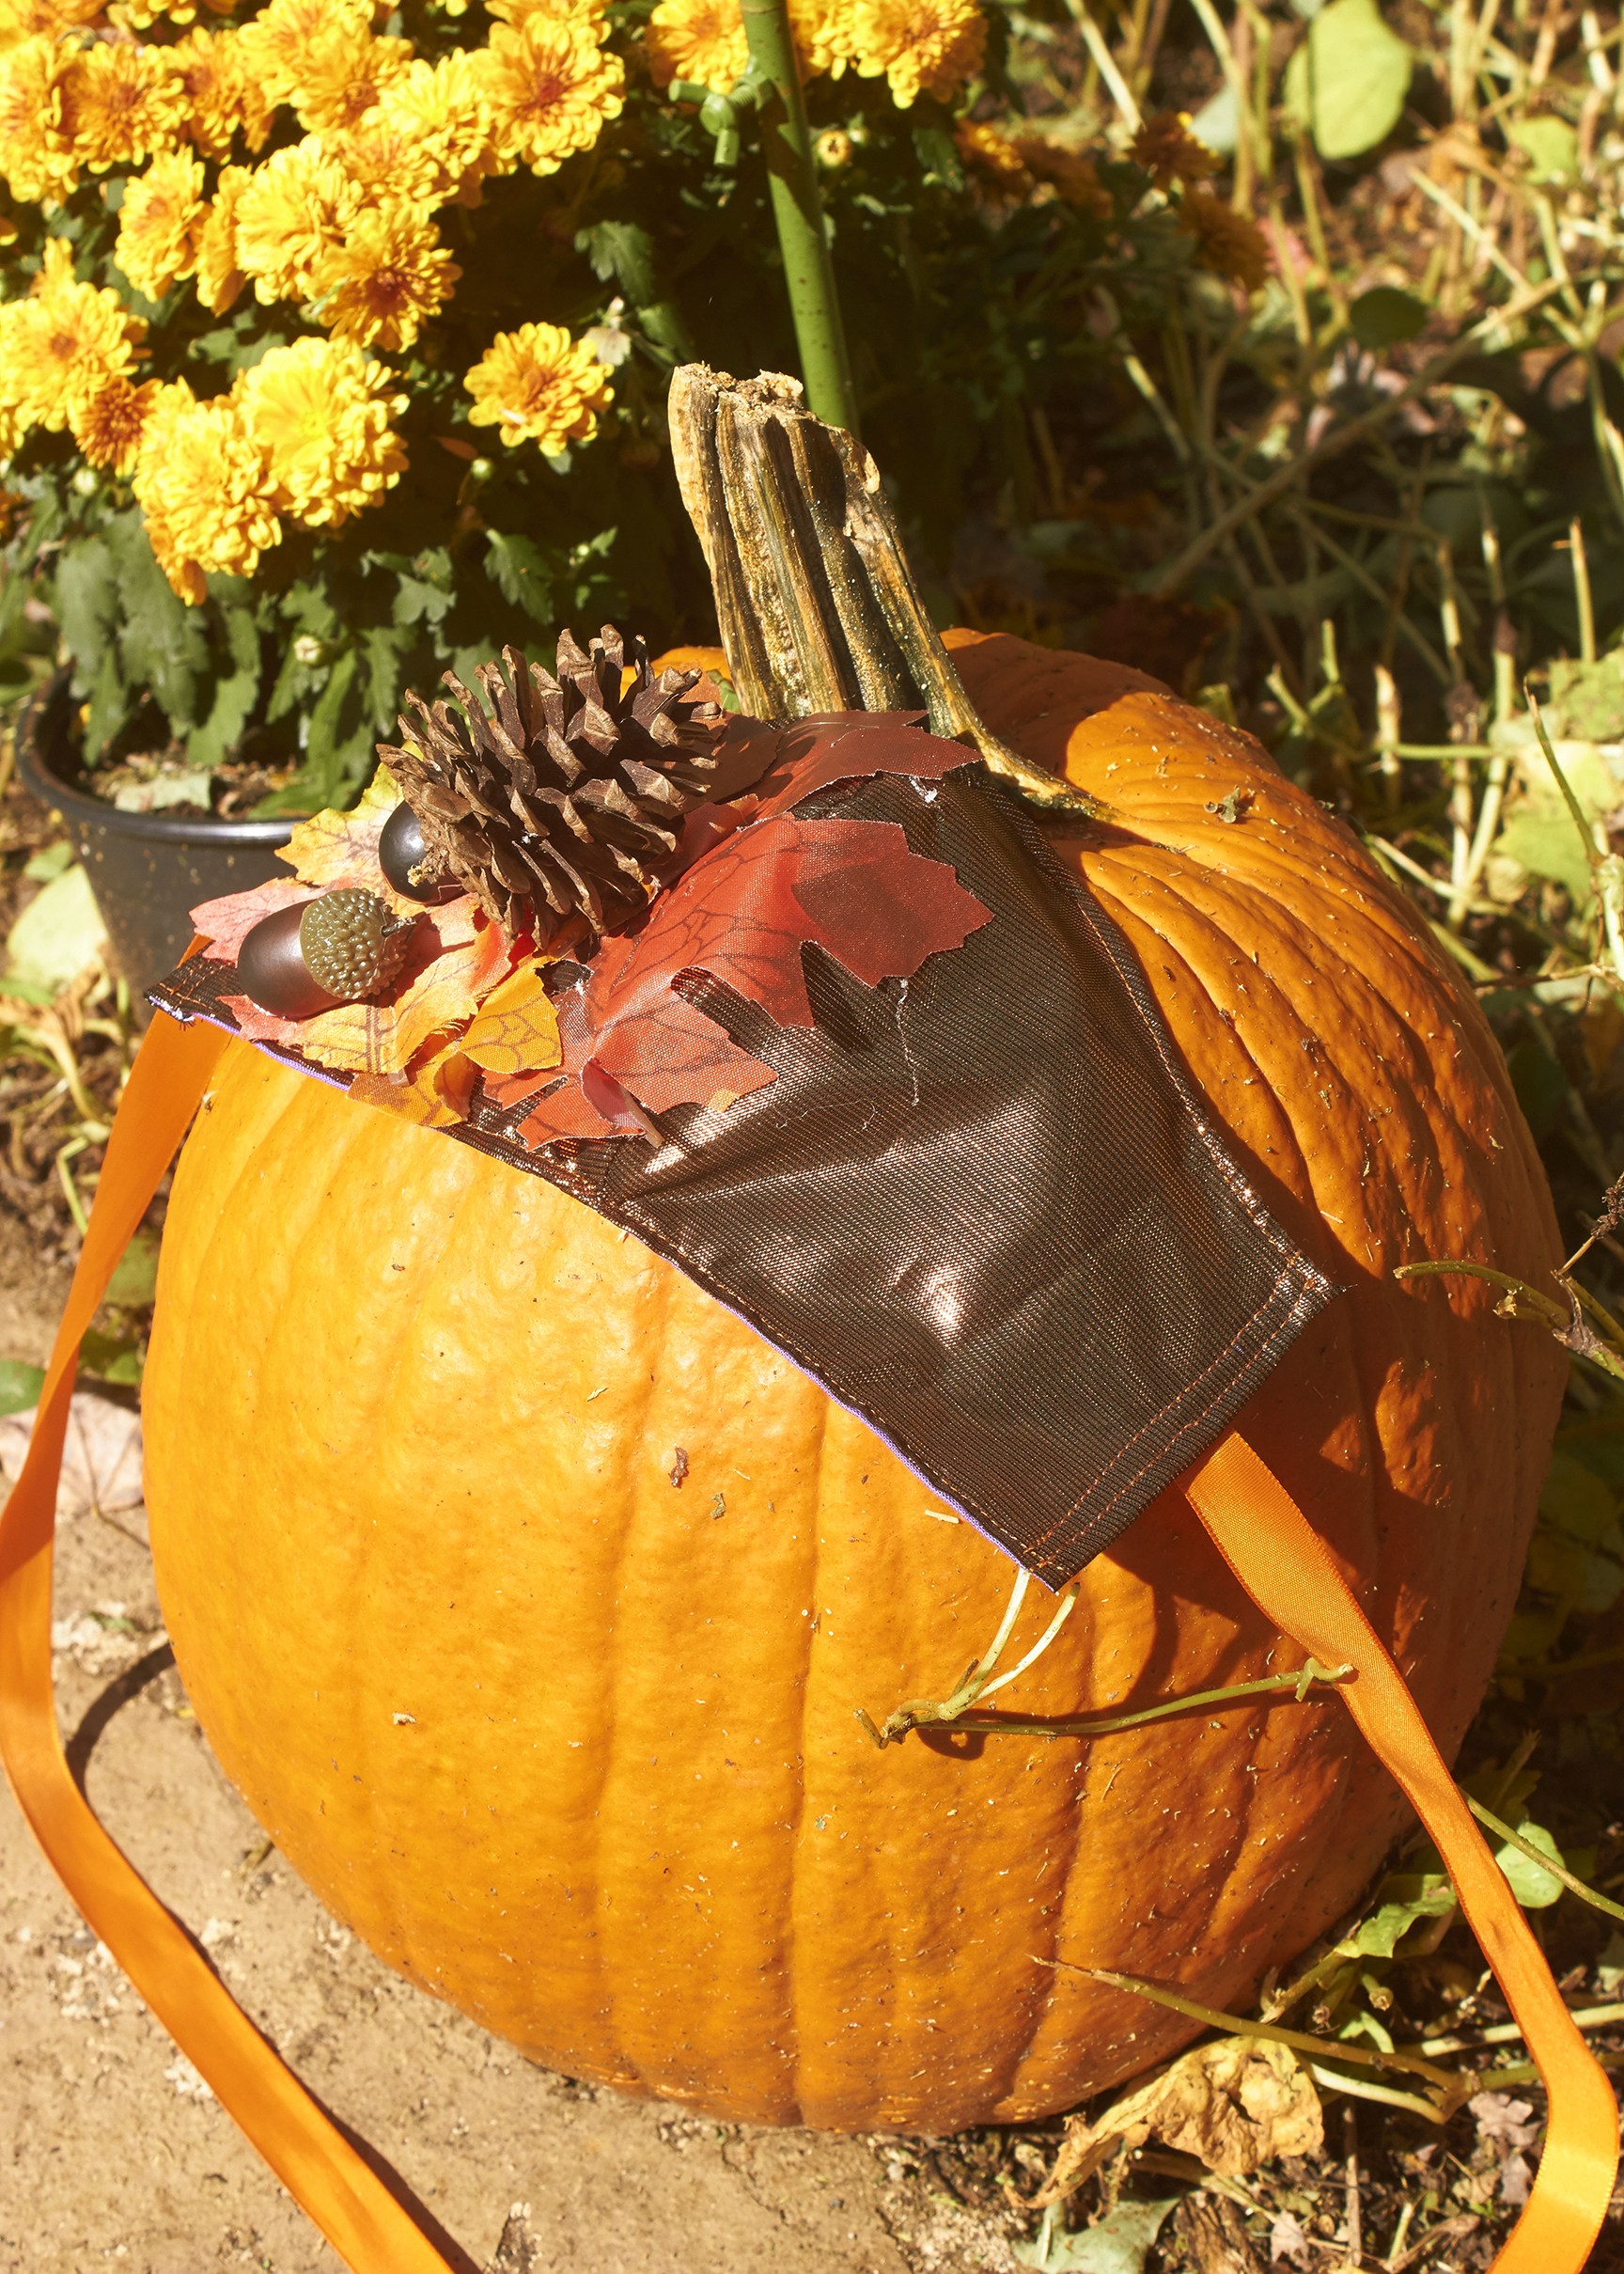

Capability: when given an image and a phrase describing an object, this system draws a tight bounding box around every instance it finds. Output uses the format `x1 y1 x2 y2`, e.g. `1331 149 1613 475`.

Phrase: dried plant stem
667 366 1097 811
739 0 857 433
1060 0 1142 128
1150 274 1573 598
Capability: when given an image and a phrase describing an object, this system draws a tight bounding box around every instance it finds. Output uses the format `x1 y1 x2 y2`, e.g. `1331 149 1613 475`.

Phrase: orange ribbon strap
1185 1427 1619 2274
0 1012 455 2274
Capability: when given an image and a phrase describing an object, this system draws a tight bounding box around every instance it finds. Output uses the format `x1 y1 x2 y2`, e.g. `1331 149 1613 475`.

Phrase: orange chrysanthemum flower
164 26 272 162
0 34 79 203
850 0 983 106
1017 134 1110 214
311 201 461 353
192 160 249 313
1132 110 1219 190
956 118 1027 190
234 137 363 304
134 379 281 603
1179 189 1271 292
70 370 164 473
463 321 612 452
474 18 623 175
0 235 147 432
62 37 187 171
116 148 207 302
234 336 408 527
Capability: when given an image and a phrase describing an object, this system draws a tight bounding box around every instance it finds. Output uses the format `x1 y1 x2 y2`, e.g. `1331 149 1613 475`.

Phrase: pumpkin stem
667 366 1101 818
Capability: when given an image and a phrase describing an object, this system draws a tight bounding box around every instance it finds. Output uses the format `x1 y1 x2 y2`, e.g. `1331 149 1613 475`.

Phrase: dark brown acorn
238 891 418 1018
376 626 776 944
378 801 462 904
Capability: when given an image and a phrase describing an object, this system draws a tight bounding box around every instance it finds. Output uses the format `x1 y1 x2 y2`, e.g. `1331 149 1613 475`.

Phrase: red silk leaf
743 714 971 823
516 812 990 1146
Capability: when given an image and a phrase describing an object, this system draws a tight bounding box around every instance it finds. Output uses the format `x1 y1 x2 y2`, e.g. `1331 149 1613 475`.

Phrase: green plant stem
739 0 857 434
858 1659 1352 1749
1042 1964 1462 2093
1467 1798 1624 1921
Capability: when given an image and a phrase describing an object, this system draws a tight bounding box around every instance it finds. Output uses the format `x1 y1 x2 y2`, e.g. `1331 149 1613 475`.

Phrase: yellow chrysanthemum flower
463 321 612 452
192 160 249 313
115 148 207 303
485 0 605 26
288 24 414 137
134 380 281 603
344 50 499 207
474 19 623 176
109 0 242 25
850 0 984 107
310 200 461 353
233 336 407 528
234 0 371 108
956 118 1026 188
164 26 273 163
0 0 102 54
0 236 147 432
0 35 79 203
70 370 164 473
645 0 748 94
63 37 188 171
234 137 363 304
1132 110 1218 190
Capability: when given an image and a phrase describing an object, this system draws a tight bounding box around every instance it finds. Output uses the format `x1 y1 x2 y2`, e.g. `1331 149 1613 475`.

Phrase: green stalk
740 0 859 434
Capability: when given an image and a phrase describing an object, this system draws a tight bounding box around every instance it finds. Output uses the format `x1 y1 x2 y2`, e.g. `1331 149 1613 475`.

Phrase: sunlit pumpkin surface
142 633 1566 2129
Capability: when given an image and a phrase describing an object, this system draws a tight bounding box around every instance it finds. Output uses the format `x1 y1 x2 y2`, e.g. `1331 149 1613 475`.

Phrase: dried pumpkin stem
667 366 1101 817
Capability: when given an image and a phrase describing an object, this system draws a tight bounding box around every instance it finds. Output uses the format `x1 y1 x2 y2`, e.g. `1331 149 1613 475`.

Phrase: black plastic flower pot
15 672 296 1012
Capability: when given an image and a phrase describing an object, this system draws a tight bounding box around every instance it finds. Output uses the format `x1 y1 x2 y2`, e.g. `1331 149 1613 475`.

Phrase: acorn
378 800 461 904
237 891 419 1019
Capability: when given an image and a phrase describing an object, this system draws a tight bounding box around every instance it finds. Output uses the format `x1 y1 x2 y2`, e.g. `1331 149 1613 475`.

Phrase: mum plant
0 0 1254 815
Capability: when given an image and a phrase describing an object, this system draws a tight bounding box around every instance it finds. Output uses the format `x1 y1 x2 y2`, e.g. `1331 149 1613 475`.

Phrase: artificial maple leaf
283 765 420 916
745 714 973 824
516 811 990 1145
223 900 519 1076
461 963 562 1076
191 876 311 964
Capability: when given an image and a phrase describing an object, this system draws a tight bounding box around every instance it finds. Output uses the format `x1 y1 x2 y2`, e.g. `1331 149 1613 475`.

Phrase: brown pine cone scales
378 628 772 944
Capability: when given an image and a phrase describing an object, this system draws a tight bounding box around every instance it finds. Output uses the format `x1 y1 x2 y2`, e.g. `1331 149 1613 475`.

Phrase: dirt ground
0 1246 1017 2274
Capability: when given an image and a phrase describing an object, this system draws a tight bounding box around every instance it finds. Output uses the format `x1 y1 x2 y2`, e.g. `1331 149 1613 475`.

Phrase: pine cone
378 628 758 943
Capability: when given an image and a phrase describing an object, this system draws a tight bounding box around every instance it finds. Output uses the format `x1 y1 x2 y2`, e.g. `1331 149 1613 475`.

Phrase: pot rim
16 672 296 850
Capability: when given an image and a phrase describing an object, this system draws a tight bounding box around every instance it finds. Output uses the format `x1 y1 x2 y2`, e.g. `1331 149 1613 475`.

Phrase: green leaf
357 621 415 730
1349 286 1428 348
912 125 964 190
53 536 121 721
1495 810 1595 905
576 219 657 305
186 587 263 770
1507 115 1579 180
1494 1819 1566 1907
104 1228 160 1309
1012 2196 1180 2273
1348 1878 1456 1955
485 530 554 624
1284 0 1413 160
0 1358 45 1416
5 865 107 996
23 840 74 883
79 1327 142 1386
392 569 456 630
108 511 211 732
1505 1037 1569 1141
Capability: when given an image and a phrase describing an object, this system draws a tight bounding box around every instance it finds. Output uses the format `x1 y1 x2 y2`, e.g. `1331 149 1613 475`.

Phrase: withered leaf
284 765 422 917
1033 2037 1322 2203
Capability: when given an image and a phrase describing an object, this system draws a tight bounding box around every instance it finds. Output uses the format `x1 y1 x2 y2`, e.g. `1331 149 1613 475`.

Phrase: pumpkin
137 625 1564 2133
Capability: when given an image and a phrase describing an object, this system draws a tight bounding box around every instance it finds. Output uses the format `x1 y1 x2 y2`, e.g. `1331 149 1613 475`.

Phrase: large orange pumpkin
140 632 1565 2131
